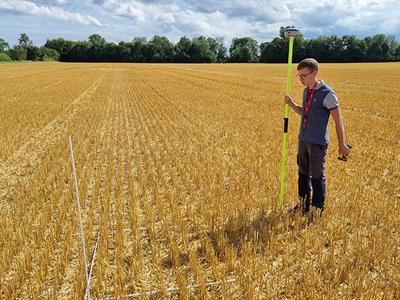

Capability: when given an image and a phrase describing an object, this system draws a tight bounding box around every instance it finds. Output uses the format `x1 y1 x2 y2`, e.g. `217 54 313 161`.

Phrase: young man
284 58 350 216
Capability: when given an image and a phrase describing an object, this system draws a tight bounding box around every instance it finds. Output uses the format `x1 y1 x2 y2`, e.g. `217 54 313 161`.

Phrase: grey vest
299 81 338 145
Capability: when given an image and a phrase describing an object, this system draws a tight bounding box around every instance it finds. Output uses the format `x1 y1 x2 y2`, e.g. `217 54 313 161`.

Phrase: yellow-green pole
279 36 294 209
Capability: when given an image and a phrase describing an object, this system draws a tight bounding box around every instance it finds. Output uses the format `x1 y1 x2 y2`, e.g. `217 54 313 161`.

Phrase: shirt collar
316 80 324 90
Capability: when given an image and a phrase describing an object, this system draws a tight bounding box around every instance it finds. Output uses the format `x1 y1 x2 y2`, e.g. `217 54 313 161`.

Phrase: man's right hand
284 96 302 115
284 95 293 106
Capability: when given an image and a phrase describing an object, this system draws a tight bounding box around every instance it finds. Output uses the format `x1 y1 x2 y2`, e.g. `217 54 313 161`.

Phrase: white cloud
90 0 286 42
0 0 105 27
93 0 180 23
0 0 399 45
288 0 399 36
379 17 400 34
31 0 68 5
88 0 399 42
182 0 291 23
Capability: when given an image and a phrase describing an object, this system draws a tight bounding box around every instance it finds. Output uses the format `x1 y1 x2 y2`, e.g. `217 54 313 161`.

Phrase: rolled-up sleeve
323 92 339 110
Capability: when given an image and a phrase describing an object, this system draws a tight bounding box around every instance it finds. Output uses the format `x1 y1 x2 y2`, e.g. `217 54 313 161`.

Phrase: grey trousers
297 140 328 209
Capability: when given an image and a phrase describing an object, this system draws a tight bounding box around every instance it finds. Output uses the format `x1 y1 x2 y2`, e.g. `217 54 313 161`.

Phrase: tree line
1 27 399 63
0 33 60 62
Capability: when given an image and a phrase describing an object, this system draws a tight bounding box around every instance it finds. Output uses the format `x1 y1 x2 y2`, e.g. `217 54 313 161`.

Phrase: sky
0 0 399 46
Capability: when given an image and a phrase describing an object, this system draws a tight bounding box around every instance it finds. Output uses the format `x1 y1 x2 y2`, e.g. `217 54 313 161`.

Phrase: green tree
115 41 132 62
0 38 9 52
18 33 33 48
129 37 147 62
229 37 259 63
67 41 91 61
395 45 400 60
341 35 366 62
26 45 40 60
365 34 391 61
0 52 12 61
8 45 27 60
87 34 107 61
207 37 227 62
387 35 399 61
260 26 306 63
37 47 60 61
260 37 286 62
189 36 216 63
305 36 337 62
144 36 174 63
45 38 76 60
88 34 106 46
14 31 399 63
174 36 192 62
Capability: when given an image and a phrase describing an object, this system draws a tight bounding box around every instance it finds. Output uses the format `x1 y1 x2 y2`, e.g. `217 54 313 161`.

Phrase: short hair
297 58 319 72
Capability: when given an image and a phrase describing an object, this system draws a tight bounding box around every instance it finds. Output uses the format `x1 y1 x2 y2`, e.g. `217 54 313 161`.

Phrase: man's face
297 68 317 86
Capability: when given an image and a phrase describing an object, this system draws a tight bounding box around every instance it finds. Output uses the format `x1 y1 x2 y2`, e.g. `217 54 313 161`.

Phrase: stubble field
0 62 399 299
